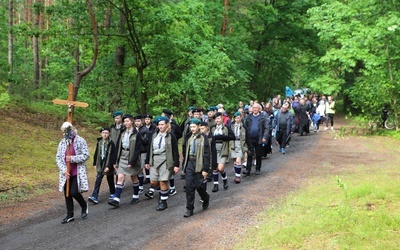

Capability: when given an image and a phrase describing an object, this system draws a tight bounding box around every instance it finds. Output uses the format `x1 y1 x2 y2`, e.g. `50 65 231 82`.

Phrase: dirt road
0 118 370 249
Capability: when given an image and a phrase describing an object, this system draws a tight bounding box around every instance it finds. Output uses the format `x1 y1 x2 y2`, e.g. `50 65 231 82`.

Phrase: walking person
56 122 90 224
110 111 124 144
144 116 180 211
325 96 336 130
108 114 143 207
134 115 151 194
210 112 235 192
182 118 211 218
243 103 270 176
88 127 117 204
273 102 295 154
143 114 156 183
315 100 326 131
230 112 250 183
295 98 310 136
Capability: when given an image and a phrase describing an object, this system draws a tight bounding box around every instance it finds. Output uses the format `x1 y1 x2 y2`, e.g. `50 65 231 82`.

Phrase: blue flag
285 86 294 98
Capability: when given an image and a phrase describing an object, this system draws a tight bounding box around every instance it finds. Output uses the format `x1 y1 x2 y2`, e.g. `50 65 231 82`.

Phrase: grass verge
236 139 400 249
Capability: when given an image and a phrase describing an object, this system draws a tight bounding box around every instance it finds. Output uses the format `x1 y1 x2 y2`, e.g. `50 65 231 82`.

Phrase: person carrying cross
56 122 90 224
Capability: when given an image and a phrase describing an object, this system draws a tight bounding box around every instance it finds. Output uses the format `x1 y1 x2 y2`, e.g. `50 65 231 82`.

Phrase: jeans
91 173 116 198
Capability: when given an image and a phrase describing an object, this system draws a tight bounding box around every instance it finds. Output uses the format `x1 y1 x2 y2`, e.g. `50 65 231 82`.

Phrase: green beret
153 116 160 124
189 118 201 125
206 106 214 113
187 106 195 111
155 116 169 125
233 111 241 118
113 110 123 117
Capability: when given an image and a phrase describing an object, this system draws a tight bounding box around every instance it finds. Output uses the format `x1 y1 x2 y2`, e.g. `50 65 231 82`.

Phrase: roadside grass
236 138 400 249
0 106 99 204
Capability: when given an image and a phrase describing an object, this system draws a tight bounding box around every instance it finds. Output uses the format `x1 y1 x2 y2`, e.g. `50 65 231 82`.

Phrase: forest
0 0 399 128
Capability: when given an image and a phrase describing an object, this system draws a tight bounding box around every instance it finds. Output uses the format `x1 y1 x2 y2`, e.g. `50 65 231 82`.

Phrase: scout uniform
182 118 211 217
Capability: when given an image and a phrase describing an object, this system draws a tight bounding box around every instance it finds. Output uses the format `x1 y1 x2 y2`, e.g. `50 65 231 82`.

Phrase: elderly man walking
243 103 270 176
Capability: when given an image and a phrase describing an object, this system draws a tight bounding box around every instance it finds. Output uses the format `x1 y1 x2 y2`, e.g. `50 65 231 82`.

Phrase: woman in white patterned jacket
56 122 90 224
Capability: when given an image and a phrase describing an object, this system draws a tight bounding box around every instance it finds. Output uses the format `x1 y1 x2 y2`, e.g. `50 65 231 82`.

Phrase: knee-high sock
169 178 175 190
145 168 150 179
114 183 124 201
160 189 169 201
234 164 241 177
213 171 219 184
132 182 139 199
220 170 227 180
138 174 144 190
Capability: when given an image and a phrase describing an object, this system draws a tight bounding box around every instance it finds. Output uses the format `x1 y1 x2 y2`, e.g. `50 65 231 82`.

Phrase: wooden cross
52 83 89 197
52 83 89 123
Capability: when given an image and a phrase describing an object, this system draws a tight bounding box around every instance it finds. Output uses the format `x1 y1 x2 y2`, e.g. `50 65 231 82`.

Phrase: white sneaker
242 162 247 167
324 127 328 130
331 127 334 130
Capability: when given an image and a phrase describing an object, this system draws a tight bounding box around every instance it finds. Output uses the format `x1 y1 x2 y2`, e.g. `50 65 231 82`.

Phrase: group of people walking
56 93 335 224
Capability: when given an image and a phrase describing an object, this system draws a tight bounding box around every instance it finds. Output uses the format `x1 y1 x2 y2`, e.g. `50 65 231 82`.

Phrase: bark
8 0 13 75
385 41 398 131
104 6 112 29
111 10 126 111
221 0 229 37
33 0 40 90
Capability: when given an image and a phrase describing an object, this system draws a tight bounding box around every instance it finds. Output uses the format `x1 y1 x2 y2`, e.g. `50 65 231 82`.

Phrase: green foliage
2 0 400 127
308 0 400 125
0 82 10 108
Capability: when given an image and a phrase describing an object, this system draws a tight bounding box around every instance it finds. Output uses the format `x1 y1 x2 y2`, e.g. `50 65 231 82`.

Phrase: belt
215 140 223 143
122 147 129 151
189 155 196 160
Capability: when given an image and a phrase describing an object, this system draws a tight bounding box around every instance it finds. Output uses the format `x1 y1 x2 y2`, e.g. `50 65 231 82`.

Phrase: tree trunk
103 6 112 29
110 10 127 111
33 0 40 90
8 0 13 75
72 0 98 101
221 0 229 37
385 41 398 131
122 0 148 113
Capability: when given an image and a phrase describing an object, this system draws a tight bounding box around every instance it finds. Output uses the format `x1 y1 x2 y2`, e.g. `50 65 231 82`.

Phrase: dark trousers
299 122 309 135
276 129 288 149
64 175 86 215
185 159 208 211
91 172 115 199
326 114 334 127
246 139 264 171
